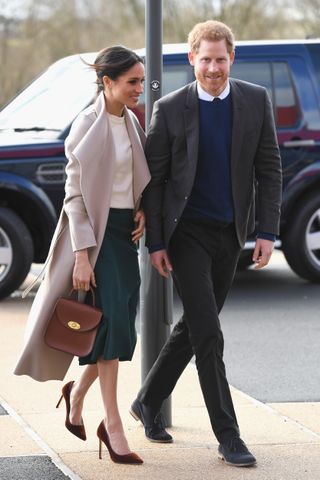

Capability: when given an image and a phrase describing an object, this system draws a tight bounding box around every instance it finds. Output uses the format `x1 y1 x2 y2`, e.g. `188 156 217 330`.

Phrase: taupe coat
14 92 151 381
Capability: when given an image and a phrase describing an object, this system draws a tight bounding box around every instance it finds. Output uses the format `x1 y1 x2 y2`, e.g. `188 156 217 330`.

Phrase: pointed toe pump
97 420 143 464
56 381 87 441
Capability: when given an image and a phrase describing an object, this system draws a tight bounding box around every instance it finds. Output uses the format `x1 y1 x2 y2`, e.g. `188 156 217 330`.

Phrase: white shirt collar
197 81 230 102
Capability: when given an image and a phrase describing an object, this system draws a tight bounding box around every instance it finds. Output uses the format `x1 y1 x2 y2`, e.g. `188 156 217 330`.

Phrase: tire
237 250 254 270
0 207 34 299
282 193 320 282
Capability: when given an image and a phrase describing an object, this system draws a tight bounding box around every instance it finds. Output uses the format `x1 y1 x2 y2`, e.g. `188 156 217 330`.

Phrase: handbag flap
55 297 102 332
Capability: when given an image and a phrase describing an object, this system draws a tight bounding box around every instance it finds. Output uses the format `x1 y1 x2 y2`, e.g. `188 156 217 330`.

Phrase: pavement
1 284 320 479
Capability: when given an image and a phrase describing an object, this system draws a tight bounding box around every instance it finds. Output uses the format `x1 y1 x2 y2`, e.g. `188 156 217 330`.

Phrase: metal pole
140 0 172 427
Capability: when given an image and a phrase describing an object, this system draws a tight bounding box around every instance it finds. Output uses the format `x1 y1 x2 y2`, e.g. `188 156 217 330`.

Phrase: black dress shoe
130 398 173 443
218 437 256 467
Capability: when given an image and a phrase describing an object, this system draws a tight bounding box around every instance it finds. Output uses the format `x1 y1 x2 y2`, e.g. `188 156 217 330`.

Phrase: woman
14 45 151 464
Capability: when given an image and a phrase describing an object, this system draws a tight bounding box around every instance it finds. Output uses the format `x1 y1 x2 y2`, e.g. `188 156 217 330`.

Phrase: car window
135 62 193 129
163 64 193 95
0 53 96 135
138 63 192 102
306 44 320 89
273 62 300 128
231 60 300 128
0 54 192 135
231 61 273 99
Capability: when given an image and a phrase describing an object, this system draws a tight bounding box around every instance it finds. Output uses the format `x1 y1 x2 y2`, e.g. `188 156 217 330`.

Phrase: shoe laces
153 412 165 430
226 437 249 453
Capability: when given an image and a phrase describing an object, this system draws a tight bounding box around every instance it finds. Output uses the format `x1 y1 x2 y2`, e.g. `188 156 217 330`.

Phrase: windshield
0 53 97 136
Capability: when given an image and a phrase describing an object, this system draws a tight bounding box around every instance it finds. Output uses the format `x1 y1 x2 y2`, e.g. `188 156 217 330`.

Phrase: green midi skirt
79 208 140 364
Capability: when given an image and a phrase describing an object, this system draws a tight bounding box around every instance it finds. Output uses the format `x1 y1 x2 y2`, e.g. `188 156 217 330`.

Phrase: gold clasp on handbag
68 321 81 330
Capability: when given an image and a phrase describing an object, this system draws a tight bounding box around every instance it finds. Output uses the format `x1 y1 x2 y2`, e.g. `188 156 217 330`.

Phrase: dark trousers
138 219 242 443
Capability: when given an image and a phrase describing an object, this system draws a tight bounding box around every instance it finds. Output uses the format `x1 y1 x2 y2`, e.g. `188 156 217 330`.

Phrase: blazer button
184 196 188 200
174 218 178 222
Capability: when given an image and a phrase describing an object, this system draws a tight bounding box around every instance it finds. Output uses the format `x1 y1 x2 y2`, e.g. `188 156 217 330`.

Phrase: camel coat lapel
14 92 150 381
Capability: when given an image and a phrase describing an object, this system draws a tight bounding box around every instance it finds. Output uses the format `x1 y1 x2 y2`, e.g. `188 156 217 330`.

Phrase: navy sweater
183 95 234 223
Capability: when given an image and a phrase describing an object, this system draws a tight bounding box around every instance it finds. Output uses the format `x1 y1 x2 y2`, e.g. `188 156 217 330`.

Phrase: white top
108 113 134 208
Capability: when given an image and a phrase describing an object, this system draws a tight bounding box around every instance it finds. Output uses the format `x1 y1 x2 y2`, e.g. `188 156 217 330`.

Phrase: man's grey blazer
142 79 282 249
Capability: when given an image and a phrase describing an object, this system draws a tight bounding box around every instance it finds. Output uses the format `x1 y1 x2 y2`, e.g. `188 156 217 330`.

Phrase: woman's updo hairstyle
88 45 144 94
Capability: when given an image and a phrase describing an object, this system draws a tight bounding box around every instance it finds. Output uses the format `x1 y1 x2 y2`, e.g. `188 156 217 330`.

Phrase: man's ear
188 51 195 67
229 51 235 66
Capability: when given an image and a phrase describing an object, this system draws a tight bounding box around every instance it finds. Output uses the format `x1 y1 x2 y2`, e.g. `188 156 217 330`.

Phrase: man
130 20 282 467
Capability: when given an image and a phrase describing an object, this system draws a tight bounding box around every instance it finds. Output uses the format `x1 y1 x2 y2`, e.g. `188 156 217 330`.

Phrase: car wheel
282 193 320 282
0 207 34 299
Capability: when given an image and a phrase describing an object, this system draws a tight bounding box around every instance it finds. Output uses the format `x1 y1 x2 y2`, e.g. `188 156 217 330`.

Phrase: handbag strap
68 287 96 306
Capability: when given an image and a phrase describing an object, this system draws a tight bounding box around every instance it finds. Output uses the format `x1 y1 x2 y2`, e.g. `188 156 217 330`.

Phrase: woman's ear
102 75 112 90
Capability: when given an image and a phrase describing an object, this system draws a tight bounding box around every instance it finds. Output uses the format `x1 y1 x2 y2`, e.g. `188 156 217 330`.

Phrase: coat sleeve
63 113 97 252
142 100 171 247
254 89 282 235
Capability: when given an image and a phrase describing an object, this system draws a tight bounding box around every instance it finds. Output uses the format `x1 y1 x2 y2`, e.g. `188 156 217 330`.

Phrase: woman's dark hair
85 45 144 94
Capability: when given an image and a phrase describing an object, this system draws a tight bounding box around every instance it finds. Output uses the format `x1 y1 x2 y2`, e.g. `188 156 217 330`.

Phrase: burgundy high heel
56 381 86 441
97 420 143 464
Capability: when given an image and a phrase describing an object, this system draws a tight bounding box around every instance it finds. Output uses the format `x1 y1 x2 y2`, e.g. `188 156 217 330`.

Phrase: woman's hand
73 249 97 291
132 209 145 244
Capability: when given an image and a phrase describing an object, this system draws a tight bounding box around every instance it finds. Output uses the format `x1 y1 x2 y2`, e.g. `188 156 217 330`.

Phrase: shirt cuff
148 243 166 254
256 232 276 242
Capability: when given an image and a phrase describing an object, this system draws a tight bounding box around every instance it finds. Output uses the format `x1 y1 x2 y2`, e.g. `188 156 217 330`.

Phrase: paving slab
269 402 320 436
0 456 69 480
0 416 41 457
60 443 320 480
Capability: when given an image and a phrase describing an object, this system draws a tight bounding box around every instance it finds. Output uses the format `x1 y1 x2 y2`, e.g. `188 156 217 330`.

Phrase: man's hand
252 238 274 269
150 249 173 278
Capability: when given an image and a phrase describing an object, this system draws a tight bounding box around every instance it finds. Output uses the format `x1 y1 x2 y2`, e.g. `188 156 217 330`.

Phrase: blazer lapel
184 82 199 175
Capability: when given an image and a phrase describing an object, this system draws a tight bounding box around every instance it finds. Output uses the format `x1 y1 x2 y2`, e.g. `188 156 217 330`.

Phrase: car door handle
283 139 316 148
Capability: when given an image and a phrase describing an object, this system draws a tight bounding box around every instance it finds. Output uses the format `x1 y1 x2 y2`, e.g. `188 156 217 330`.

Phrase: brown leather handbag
44 288 102 357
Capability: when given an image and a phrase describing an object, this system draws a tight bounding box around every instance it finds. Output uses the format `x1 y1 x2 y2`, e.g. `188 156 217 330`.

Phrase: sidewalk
1 296 320 479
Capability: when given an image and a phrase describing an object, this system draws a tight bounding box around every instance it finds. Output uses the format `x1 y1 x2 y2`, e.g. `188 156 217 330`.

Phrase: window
135 63 193 129
231 60 300 128
231 62 272 99
163 64 193 96
273 62 299 128
0 53 96 135
306 44 320 88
